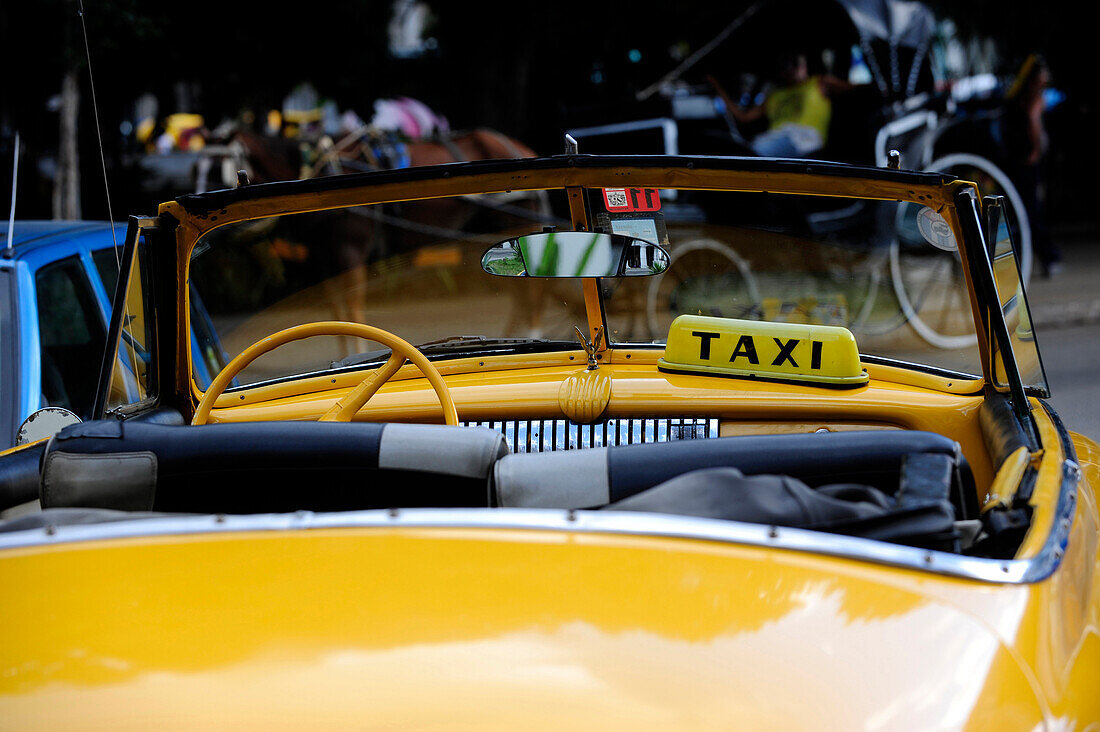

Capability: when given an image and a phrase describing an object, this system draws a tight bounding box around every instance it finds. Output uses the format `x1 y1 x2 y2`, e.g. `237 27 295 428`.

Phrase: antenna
78 0 139 400
77 0 120 270
4 131 18 258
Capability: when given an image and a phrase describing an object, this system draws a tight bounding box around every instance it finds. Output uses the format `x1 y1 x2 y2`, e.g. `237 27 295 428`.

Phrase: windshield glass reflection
602 190 981 376
189 191 581 387
188 186 985 388
988 202 1049 395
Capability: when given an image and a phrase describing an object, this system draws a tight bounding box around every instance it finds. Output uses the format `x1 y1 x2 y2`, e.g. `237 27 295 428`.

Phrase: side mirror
482 231 669 278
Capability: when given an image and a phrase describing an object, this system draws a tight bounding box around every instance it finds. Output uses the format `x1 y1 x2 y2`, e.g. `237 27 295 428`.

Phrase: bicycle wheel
890 153 1032 349
646 238 762 337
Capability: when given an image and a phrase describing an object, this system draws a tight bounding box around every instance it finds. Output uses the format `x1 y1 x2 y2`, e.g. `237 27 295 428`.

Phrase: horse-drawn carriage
568 0 1033 350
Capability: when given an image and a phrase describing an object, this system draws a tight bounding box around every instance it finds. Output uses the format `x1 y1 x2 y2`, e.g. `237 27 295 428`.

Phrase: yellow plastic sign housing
657 315 868 388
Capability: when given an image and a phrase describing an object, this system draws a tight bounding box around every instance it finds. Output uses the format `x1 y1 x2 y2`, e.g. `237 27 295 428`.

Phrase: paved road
1038 323 1100 438
1023 231 1100 438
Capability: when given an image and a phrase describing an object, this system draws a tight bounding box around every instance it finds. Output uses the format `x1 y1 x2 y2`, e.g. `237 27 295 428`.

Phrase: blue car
0 221 123 448
0 221 225 449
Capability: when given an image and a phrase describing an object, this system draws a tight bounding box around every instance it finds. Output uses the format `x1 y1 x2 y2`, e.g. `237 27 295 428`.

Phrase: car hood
0 524 1044 728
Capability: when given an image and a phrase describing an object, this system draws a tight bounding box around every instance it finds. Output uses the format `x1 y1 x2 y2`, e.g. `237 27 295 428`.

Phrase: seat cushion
42 420 509 513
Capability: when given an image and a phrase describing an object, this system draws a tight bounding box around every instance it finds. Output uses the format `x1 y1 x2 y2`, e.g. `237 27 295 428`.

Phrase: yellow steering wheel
192 321 458 426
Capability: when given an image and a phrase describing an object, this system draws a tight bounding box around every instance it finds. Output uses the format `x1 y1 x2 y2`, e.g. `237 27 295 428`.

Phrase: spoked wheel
646 238 762 336
890 152 1032 349
890 233 977 349
844 247 910 337
927 152 1032 283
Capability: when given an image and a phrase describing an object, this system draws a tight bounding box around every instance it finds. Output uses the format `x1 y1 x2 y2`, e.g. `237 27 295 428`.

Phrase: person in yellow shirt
710 53 856 158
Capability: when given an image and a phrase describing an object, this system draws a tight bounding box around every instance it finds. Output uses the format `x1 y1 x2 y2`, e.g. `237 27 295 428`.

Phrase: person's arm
819 75 858 96
707 75 766 125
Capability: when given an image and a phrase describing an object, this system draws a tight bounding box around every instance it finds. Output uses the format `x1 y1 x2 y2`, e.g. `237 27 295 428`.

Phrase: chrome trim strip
462 417 719 452
0 506 1032 584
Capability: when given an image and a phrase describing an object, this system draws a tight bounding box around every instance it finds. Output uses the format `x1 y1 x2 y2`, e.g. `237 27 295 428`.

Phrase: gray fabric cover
604 468 893 526
380 423 510 478
602 467 960 550
492 448 609 507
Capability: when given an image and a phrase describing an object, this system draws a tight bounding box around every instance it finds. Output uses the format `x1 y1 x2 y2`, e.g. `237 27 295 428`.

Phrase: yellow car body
0 156 1096 728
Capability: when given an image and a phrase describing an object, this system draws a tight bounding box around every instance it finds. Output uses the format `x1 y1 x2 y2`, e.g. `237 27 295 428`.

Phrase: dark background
1 0 1095 224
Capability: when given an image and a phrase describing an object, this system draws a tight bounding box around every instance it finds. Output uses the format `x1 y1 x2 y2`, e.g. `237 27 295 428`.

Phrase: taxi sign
657 315 868 388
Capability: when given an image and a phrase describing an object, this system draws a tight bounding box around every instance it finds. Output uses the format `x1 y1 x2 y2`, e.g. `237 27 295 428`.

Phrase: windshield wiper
418 335 560 350
331 336 575 369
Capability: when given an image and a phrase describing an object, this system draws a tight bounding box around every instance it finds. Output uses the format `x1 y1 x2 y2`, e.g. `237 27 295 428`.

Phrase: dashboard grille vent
461 418 718 453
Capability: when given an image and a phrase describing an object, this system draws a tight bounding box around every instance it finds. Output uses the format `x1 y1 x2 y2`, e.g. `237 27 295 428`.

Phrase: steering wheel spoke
192 321 458 426
319 351 407 422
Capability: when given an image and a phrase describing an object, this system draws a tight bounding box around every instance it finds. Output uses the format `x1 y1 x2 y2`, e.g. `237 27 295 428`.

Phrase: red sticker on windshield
603 187 661 212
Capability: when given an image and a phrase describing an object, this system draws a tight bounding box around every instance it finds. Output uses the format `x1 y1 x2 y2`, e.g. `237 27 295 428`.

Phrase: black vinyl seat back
493 430 974 515
41 420 510 514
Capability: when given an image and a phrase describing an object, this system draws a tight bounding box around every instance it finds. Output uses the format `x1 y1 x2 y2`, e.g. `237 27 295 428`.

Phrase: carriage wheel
928 153 1032 282
890 153 1033 349
843 247 911 337
646 238 762 338
889 235 977 349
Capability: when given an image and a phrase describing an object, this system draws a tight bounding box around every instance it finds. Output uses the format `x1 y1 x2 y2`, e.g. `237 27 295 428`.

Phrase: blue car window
91 247 123 304
34 255 108 420
0 269 15 445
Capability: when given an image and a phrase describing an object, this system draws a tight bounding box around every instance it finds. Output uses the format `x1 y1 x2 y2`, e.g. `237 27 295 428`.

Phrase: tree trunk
53 69 81 220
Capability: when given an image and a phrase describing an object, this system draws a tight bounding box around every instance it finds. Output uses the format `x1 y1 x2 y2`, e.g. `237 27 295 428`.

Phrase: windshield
190 190 581 387
188 185 981 387
603 189 978 373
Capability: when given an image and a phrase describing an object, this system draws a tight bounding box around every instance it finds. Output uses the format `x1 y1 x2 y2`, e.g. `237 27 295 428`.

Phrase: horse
198 124 560 355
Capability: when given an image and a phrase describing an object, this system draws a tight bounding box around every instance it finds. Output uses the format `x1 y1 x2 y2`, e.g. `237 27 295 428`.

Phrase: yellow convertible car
0 154 1096 728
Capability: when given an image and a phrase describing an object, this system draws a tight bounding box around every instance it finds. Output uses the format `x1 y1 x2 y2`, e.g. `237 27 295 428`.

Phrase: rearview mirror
481 231 670 278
